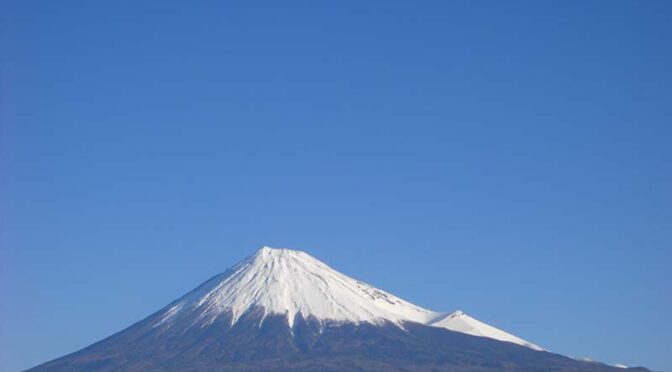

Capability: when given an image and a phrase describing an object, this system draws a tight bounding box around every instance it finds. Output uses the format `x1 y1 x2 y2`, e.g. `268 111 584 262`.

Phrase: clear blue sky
2 1 670 371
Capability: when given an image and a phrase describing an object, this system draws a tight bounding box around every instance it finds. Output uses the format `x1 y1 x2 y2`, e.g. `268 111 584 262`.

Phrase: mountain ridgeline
27 247 649 372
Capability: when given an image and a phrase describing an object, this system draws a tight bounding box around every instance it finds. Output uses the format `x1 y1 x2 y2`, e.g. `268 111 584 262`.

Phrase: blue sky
2 1 670 371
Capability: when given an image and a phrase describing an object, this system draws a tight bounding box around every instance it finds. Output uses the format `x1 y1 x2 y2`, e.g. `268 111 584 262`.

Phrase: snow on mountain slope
154 246 541 351
428 310 544 351
156 246 439 328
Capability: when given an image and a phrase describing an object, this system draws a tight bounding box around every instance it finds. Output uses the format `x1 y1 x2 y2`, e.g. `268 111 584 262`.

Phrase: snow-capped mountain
155 246 438 329
154 246 537 349
27 247 649 372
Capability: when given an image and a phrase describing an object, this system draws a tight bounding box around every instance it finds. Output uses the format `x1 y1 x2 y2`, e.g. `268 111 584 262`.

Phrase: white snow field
429 310 543 351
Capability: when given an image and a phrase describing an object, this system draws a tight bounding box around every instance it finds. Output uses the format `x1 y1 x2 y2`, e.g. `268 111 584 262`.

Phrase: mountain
27 247 648 372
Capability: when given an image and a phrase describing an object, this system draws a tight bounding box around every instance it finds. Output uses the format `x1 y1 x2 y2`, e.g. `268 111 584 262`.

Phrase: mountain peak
256 245 296 254
156 246 438 328
252 246 312 263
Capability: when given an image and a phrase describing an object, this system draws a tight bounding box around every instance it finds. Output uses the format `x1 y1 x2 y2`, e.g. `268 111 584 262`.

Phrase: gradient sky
2 1 671 371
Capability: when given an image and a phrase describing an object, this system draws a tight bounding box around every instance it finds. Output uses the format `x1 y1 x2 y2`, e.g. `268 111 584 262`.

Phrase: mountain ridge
25 246 647 372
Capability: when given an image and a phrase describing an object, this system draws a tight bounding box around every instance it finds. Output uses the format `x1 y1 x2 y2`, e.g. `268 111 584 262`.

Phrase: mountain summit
156 246 437 329
27 246 647 372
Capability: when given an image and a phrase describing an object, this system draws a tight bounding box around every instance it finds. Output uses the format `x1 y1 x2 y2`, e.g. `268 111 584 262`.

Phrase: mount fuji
27 247 647 372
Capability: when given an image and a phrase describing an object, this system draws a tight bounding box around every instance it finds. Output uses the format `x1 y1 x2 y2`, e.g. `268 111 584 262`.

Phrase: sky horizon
2 1 671 371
